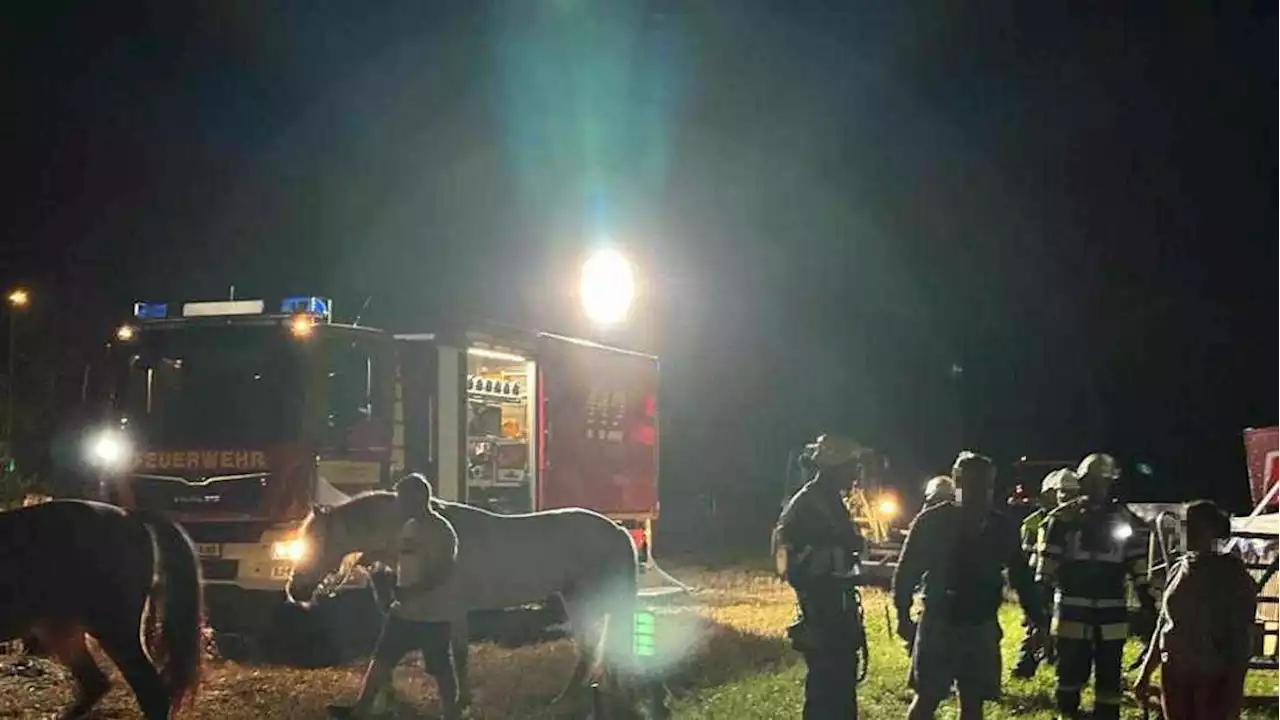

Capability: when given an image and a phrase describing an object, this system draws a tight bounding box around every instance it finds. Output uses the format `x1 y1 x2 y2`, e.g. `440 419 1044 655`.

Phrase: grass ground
668 565 1279 719
0 564 1275 718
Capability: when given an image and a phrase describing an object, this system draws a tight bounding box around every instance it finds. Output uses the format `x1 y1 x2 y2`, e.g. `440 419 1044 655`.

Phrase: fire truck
89 295 659 647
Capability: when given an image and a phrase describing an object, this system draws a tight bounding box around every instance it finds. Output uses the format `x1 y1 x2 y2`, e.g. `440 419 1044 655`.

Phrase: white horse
285 491 640 710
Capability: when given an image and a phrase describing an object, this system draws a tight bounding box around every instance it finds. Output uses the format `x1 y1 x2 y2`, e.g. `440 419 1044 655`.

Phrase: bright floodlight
580 248 635 326
89 429 131 469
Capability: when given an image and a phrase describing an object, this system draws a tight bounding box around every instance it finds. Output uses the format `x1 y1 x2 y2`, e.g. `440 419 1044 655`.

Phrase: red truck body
1244 425 1279 509
100 299 659 635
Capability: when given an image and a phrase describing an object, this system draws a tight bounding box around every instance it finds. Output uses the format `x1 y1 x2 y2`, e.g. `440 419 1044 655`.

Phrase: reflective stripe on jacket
1036 500 1151 639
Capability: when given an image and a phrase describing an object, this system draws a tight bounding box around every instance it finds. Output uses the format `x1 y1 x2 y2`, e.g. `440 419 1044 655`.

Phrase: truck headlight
272 538 310 563
87 429 132 470
1112 522 1133 541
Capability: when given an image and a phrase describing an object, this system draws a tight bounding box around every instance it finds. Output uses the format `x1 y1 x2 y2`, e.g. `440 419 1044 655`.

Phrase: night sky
1 3 1275 534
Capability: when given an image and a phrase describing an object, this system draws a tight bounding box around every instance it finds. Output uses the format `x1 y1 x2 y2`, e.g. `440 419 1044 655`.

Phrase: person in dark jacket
775 434 868 720
893 451 1045 720
330 474 461 720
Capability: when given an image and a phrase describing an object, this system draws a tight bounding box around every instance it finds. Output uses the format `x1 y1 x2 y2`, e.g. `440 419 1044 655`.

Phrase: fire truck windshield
115 324 306 447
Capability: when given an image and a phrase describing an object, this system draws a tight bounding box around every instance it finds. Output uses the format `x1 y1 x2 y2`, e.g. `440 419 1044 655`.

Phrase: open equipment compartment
465 343 538 514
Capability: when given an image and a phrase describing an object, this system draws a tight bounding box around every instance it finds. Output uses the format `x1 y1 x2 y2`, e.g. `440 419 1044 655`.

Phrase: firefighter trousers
1054 636 1123 720
790 581 861 720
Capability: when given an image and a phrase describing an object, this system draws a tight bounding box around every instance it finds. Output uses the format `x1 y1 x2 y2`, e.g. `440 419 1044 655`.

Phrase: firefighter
1011 468 1080 679
774 434 868 720
1036 453 1156 720
923 475 957 509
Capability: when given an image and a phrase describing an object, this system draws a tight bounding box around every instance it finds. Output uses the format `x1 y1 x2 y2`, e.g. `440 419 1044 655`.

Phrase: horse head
285 494 399 608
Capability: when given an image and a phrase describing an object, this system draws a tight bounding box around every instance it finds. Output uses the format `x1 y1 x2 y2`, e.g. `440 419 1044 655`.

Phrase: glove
1032 623 1049 652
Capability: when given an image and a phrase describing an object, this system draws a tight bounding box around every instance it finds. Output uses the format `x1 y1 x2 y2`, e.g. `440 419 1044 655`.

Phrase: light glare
272 538 310 563
289 315 315 338
89 430 131 469
580 248 635 326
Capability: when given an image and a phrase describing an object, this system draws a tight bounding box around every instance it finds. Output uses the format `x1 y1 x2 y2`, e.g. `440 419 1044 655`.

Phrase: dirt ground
0 566 752 719
0 635 619 719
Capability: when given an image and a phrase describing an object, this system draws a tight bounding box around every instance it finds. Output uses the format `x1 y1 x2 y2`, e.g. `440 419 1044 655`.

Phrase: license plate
271 565 292 579
196 544 222 558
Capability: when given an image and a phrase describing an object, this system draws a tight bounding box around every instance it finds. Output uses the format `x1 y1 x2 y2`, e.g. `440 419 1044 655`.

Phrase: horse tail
139 512 204 712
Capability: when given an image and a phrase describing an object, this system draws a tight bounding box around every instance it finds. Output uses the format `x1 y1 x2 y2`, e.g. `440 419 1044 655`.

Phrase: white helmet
925 475 957 502
1077 453 1120 480
1042 468 1081 494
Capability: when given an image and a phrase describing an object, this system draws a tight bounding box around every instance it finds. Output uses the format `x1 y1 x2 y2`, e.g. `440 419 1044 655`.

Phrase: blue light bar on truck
280 296 332 320
133 302 169 320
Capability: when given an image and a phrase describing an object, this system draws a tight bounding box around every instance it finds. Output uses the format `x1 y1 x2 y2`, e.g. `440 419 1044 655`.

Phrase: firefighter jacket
1036 499 1153 641
775 478 866 586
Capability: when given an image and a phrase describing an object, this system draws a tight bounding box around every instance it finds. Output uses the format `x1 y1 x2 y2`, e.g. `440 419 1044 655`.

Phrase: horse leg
34 626 111 720
449 615 472 709
95 627 170 720
553 593 601 705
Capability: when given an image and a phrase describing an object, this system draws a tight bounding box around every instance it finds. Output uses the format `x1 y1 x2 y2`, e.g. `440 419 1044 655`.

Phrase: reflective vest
1036 500 1150 641
1020 508 1047 556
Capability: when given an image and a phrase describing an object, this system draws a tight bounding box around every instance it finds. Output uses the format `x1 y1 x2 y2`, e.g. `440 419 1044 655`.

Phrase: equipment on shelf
466 374 523 400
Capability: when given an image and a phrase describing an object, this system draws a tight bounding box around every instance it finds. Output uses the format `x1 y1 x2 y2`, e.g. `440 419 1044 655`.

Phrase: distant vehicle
87 295 659 651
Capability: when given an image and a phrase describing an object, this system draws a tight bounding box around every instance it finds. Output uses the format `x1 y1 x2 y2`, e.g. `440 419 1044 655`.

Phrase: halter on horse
0 500 204 719
286 492 640 711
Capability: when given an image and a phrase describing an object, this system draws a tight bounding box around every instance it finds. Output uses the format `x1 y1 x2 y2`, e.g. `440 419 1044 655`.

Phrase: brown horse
0 500 203 719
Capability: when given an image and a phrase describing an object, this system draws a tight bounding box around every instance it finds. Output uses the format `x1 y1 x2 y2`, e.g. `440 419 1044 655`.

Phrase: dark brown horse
0 500 203 719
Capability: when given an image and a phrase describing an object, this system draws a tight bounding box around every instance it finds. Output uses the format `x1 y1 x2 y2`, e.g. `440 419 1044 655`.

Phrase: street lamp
580 248 636 326
5 288 30 461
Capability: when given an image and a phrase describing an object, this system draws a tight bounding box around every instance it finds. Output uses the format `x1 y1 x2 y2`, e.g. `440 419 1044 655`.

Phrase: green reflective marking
634 611 657 657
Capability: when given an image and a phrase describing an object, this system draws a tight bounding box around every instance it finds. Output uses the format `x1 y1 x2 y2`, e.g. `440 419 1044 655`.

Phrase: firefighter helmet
1077 453 1120 480
1041 468 1079 494
807 434 866 470
925 475 957 502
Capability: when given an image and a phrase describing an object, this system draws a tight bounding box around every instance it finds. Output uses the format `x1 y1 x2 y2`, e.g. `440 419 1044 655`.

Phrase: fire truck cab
93 295 659 643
